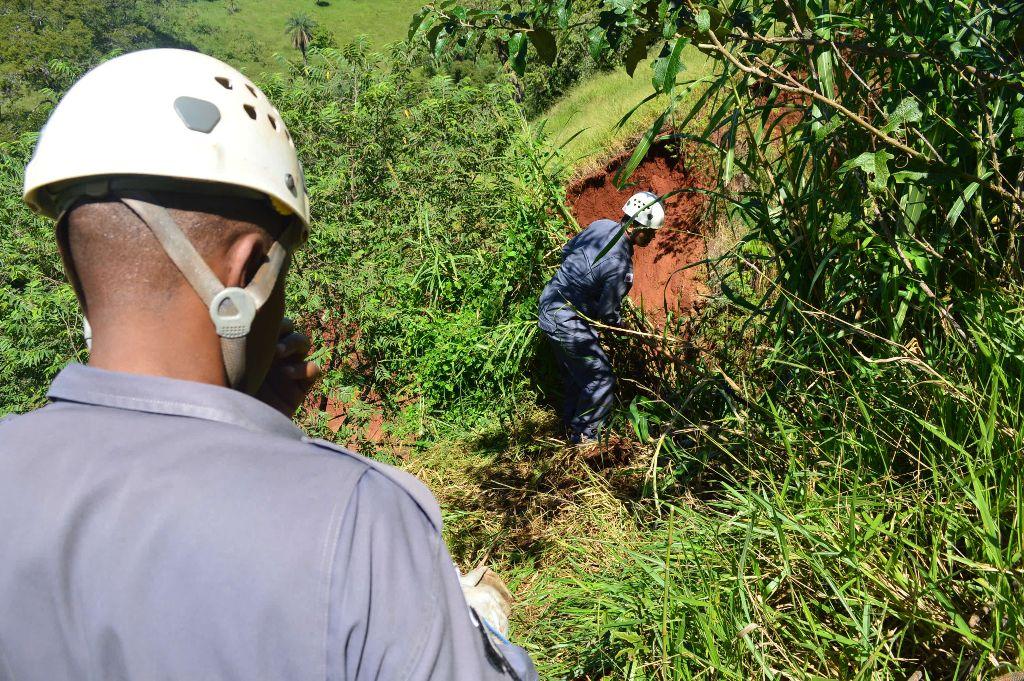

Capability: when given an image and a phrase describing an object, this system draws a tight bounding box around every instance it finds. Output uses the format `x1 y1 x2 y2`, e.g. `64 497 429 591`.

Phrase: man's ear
222 232 268 288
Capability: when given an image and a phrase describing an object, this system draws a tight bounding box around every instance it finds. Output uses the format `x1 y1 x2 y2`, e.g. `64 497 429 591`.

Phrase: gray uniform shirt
0 364 537 681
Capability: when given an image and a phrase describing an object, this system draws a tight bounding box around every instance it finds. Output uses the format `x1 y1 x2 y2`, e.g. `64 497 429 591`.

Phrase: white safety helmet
22 49 310 393
622 191 665 230
24 48 309 225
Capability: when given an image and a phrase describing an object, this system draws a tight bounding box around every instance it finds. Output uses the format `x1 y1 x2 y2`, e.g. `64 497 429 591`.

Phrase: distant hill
160 0 426 75
0 0 195 140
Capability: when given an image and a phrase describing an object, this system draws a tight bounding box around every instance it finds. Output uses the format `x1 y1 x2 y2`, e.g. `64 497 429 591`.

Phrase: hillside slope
162 0 424 73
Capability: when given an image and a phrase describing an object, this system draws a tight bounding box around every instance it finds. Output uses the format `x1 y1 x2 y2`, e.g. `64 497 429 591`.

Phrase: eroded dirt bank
566 141 710 326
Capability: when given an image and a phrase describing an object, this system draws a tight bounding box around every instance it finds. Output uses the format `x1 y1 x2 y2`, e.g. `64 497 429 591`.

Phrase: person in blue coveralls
538 191 666 444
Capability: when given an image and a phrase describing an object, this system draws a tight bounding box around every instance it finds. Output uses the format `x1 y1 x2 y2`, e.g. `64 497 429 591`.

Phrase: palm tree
285 14 316 63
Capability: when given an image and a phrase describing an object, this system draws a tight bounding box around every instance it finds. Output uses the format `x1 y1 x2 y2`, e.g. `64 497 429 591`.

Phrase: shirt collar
47 363 304 440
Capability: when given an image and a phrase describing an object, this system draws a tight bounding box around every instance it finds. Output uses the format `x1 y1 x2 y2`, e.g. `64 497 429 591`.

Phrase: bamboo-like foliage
259 45 564 427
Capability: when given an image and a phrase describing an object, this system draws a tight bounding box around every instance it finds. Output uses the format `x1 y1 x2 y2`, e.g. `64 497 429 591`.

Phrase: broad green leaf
881 98 923 134
696 8 711 32
841 150 893 193
433 33 450 59
557 2 570 29
829 212 854 243
652 37 688 93
408 9 428 40
662 5 677 39
813 115 843 142
624 31 650 76
872 150 891 189
529 27 557 65
892 170 927 184
425 23 445 51
588 26 608 61
508 31 528 76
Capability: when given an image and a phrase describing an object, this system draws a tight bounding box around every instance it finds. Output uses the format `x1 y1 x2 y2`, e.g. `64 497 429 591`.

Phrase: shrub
0 135 83 413
265 45 564 427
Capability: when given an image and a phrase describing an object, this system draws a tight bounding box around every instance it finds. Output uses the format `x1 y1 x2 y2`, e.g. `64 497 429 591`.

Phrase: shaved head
65 192 290 312
61 189 298 390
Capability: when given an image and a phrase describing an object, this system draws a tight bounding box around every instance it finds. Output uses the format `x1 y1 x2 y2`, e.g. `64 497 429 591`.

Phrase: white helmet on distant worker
22 49 310 393
622 191 665 230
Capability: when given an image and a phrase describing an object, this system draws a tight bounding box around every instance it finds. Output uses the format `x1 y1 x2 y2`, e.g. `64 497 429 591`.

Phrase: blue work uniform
0 364 537 681
538 219 633 441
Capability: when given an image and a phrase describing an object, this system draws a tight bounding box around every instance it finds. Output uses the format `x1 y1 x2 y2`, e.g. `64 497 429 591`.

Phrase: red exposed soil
566 140 711 326
323 393 388 440
298 316 399 450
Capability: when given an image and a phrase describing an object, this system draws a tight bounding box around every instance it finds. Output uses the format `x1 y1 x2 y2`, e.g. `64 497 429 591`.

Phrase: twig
694 34 1024 209
733 31 1024 93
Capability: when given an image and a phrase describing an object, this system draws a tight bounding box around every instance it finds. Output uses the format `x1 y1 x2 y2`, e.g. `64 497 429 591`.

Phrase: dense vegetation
417 0 1024 677
4 0 1024 678
0 1 173 408
0 137 82 412
0 0 196 140
264 44 562 435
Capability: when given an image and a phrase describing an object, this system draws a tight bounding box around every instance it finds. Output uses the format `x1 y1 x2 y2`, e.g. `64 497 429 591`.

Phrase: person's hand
256 318 321 417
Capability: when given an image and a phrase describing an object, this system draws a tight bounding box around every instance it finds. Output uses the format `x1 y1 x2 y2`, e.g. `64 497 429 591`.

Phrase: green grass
164 0 424 74
536 47 709 175
398 350 1024 679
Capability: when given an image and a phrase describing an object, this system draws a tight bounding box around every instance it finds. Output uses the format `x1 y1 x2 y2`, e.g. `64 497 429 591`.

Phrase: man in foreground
0 49 535 681
538 192 666 443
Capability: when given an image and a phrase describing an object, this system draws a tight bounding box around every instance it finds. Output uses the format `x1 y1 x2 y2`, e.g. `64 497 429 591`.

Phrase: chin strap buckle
209 287 256 339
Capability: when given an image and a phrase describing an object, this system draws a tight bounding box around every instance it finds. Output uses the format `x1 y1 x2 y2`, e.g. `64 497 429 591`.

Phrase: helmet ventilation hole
245 84 258 98
267 114 277 130
215 76 232 89
243 104 257 120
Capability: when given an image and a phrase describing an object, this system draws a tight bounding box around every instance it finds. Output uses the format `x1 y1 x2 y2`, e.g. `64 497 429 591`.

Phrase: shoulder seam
304 438 443 531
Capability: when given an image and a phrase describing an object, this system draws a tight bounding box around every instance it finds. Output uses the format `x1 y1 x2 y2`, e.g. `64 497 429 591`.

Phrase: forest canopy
0 0 197 139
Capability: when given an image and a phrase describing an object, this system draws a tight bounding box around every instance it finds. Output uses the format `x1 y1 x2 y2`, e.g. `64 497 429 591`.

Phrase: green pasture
166 0 424 74
537 46 708 174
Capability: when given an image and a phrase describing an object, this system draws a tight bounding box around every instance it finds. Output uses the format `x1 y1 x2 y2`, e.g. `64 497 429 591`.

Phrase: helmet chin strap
118 192 298 393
